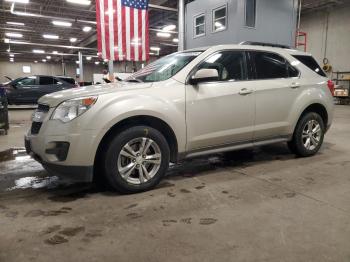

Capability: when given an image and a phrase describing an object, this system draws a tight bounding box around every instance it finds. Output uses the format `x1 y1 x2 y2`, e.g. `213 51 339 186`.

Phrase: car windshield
126 51 202 83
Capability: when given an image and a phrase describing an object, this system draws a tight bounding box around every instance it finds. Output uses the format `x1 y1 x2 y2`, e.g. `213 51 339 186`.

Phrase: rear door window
251 52 289 79
39 76 54 85
292 55 326 77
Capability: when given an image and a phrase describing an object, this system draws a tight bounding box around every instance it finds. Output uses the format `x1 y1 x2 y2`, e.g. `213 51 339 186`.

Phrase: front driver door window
11 76 37 103
186 50 255 150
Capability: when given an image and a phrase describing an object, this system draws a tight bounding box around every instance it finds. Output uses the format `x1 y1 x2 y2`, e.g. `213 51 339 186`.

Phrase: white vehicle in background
25 43 334 193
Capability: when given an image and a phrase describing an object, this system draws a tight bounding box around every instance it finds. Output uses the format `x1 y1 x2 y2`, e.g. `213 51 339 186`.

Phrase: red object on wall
327 80 335 96
295 31 307 52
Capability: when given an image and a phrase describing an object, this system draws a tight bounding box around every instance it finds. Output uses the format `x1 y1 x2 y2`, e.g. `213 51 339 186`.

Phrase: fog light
45 142 70 161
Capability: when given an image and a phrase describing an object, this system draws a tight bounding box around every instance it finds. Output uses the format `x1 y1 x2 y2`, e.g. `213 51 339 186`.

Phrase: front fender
83 87 186 164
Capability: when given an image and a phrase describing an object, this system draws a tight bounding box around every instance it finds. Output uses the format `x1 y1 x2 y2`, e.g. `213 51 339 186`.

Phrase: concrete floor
0 106 350 262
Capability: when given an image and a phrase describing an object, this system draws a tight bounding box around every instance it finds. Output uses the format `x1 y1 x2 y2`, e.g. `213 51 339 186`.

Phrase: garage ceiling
301 0 345 13
0 0 178 62
0 0 347 63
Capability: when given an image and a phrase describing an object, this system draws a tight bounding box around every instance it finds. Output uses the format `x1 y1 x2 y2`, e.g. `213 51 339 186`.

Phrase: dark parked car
0 85 9 135
3 75 78 105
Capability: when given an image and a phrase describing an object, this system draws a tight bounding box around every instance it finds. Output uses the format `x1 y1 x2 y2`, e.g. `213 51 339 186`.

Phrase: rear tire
288 112 325 157
101 126 170 193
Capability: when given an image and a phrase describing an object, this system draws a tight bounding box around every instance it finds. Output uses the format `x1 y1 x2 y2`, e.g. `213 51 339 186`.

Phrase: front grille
31 122 42 135
37 104 50 112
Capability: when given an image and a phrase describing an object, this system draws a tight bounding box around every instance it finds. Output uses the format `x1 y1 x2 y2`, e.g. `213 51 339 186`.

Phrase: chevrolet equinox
25 44 334 193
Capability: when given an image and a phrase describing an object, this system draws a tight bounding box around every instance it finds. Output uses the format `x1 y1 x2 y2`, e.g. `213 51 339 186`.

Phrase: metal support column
178 0 185 51
108 60 114 75
78 51 84 82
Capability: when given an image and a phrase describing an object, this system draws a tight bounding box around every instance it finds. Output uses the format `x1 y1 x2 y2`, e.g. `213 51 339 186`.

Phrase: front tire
288 112 325 157
102 126 170 193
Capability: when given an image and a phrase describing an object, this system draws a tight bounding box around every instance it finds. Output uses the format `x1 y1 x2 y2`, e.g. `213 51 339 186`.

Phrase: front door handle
239 88 254 95
290 82 300 89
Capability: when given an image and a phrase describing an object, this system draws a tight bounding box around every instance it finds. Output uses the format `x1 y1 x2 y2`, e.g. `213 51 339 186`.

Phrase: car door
8 76 38 104
248 51 301 141
186 50 255 151
37 76 57 100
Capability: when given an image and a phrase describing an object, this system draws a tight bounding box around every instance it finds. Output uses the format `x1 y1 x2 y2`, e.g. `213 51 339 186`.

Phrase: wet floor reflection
0 144 295 196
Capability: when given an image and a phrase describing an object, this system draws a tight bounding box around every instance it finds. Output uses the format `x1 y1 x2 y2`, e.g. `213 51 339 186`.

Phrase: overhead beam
4 40 97 51
149 4 177 12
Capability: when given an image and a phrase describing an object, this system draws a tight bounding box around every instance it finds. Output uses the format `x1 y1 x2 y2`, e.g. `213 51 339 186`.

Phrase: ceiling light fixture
52 51 58 54
4 38 10 43
5 0 29 3
86 56 92 60
33 49 45 53
5 32 23 38
42 59 47 62
163 24 176 32
52 20 72 27
43 34 59 39
173 38 179 43
95 61 100 65
70 37 77 43
9 54 14 57
34 60 38 63
76 61 80 64
66 0 91 5
6 21 25 26
46 56 51 59
156 32 171 38
82 26 92 32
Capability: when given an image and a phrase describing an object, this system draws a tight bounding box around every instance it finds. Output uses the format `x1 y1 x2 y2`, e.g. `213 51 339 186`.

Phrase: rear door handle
290 82 300 89
239 88 254 95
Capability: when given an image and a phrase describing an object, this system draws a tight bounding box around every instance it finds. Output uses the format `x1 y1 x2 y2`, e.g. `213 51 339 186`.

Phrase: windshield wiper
124 78 143 83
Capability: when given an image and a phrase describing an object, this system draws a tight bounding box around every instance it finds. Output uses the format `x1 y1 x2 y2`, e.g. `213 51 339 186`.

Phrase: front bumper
25 135 94 182
24 110 101 182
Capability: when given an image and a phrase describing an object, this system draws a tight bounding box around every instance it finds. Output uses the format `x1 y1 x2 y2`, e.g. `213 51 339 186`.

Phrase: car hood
39 82 153 107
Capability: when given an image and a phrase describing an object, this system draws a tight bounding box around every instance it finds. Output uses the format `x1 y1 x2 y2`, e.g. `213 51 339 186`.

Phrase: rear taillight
327 80 335 96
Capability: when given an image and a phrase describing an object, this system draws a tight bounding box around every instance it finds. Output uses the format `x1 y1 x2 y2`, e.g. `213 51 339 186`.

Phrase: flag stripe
146 11 149 61
126 7 131 60
138 10 142 61
96 0 102 58
134 8 139 61
117 0 123 60
100 0 106 59
103 0 110 60
141 9 146 61
108 0 114 60
113 0 118 60
130 9 135 61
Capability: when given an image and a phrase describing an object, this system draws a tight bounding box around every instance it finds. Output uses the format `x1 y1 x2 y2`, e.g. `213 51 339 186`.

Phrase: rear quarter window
292 55 326 77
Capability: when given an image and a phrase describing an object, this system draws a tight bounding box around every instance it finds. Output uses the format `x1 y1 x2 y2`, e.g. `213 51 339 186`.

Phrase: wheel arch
94 115 179 173
299 103 328 128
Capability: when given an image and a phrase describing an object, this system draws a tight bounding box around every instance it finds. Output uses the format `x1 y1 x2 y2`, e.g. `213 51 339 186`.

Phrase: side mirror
189 68 219 85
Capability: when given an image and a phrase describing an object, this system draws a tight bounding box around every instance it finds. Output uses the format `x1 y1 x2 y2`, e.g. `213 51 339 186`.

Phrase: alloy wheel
302 120 322 151
117 137 162 185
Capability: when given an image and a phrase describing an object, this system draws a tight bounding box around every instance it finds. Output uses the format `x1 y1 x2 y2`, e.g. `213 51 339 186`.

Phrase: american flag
96 0 149 61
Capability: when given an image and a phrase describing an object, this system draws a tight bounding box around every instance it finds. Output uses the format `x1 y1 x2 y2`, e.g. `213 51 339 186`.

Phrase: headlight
51 96 98 123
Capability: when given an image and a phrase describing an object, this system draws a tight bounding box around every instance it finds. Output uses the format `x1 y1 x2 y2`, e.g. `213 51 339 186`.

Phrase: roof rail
239 41 292 49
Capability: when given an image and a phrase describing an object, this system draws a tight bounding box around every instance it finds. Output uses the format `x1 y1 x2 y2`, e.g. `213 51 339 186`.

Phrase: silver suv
25 44 334 193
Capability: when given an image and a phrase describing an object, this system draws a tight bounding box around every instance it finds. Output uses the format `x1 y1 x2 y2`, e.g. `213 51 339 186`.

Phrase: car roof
186 44 311 56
